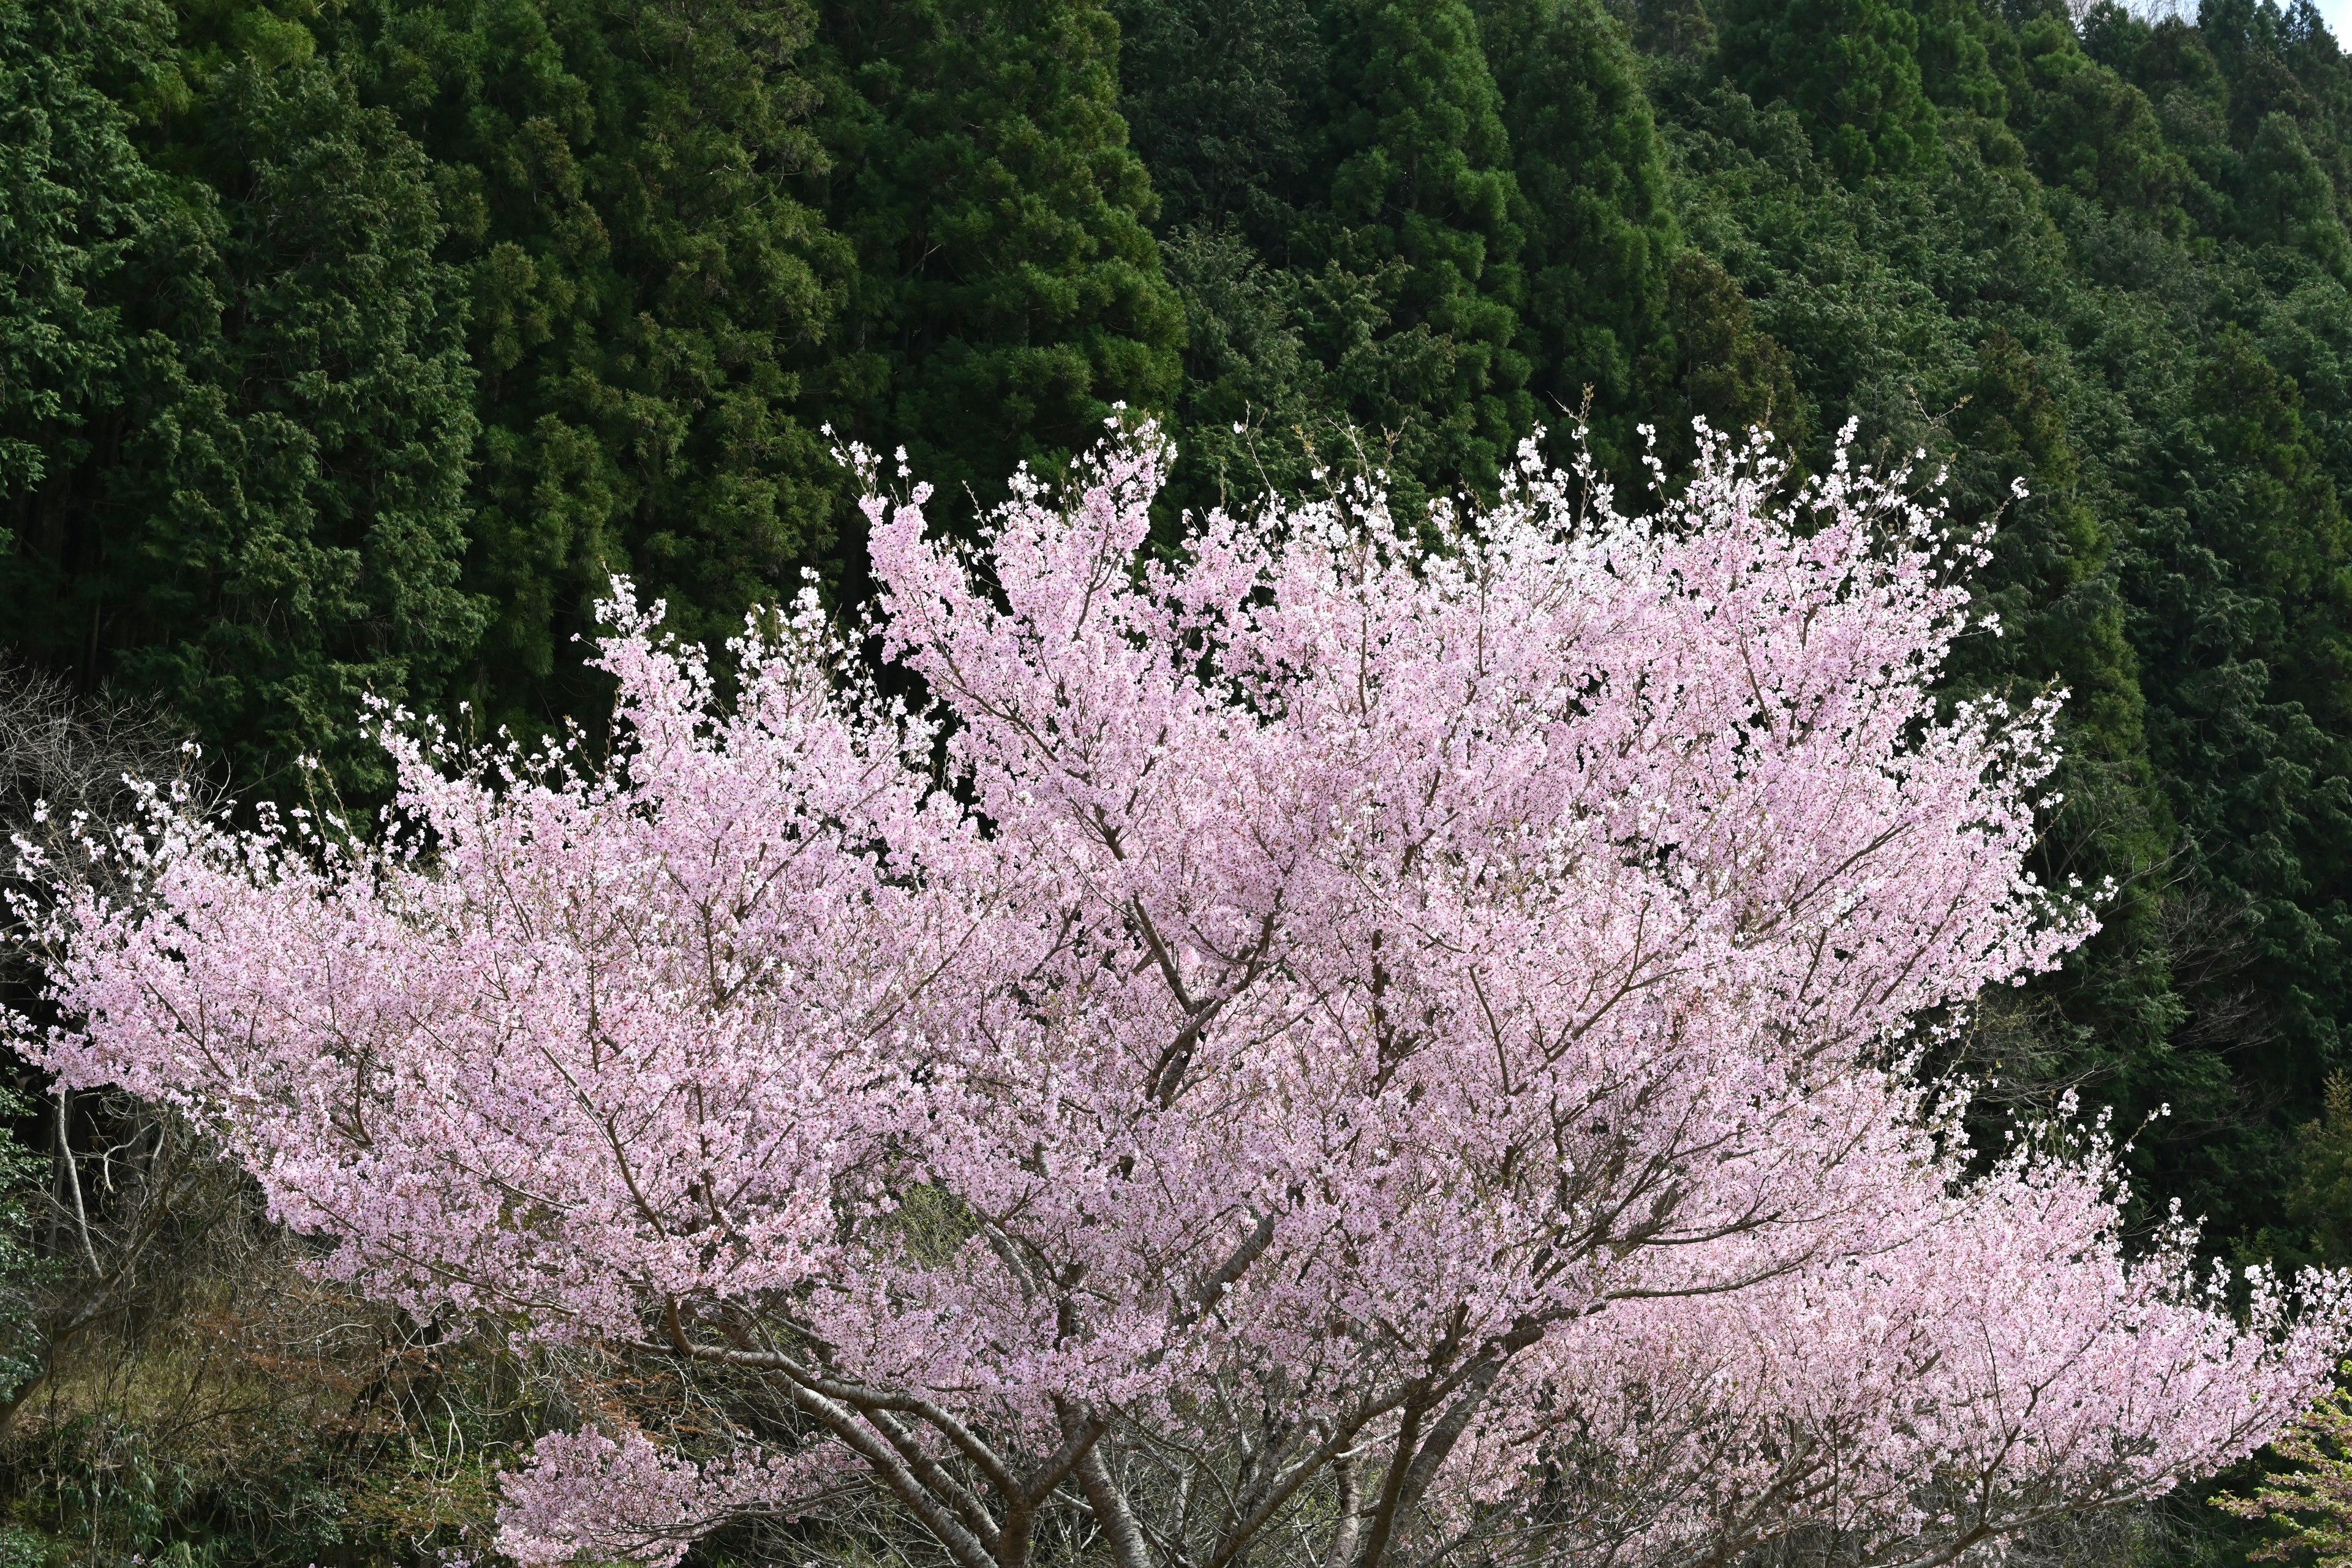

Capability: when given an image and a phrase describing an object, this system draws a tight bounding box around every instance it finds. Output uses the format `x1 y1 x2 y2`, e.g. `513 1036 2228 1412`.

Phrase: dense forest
9 0 2352 1561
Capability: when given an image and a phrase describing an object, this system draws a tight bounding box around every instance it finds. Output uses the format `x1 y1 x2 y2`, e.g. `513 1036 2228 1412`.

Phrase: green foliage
3 0 1193 767
1292 0 1531 502
2287 1071 2352 1263
1949 331 2130 731
2241 109 2352 273
1940 331 2184 1121
340 0 854 723
2212 1357 2352 1563
1650 0 2352 1273
1913 0 2011 119
1652 246 1803 465
1106 0 1325 247
1 0 484 796
1629 0 1712 66
1717 0 1939 179
2011 13 2193 223
1474 0 1676 462
2082 6 2236 228
1122 0 1689 509
1153 225 1345 513
813 0 1183 526
0 0 160 510
2124 330 2352 1204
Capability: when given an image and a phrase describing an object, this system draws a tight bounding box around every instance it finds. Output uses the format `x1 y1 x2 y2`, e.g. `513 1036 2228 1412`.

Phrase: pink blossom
496 1427 853 1567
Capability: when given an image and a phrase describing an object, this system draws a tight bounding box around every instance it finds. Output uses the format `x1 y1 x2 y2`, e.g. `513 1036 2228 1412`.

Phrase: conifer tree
1630 0 1713 65
1654 249 1804 465
1940 331 2186 1128
813 0 1183 526
1106 0 1325 248
2286 1070 2352 1262
0 0 160 524
2200 0 2330 147
2081 5 2239 226
1472 0 1676 465
1716 0 1939 179
1294 0 1531 502
2241 109 2352 273
2010 14 2193 223
2123 330 2352 1215
3 0 483 796
1910 0 2010 120
1152 225 1351 515
342 0 853 723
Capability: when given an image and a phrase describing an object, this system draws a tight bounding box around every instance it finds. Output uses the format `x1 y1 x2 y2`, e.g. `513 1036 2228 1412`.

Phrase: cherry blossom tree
13 421 2347 1568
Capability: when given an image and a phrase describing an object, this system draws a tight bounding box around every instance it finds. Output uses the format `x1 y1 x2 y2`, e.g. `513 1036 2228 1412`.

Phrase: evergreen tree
2199 0 2329 148
1472 0 1676 465
813 0 1183 526
344 0 853 722
1153 225 1351 516
2121 331 2352 1223
1640 0 2352 1261
2241 108 2352 273
1716 0 1939 180
3 0 484 796
1941 331 2185 1132
2084 6 2238 228
1106 0 1325 249
2286 1068 2352 1262
1293 0 1531 503
0 0 162 529
1912 0 2011 121
1653 247 1804 466
1630 0 1713 66
2011 13 2195 224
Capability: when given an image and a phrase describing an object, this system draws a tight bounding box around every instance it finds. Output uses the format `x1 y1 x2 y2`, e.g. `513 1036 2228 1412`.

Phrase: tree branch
765 1364 1001 1568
